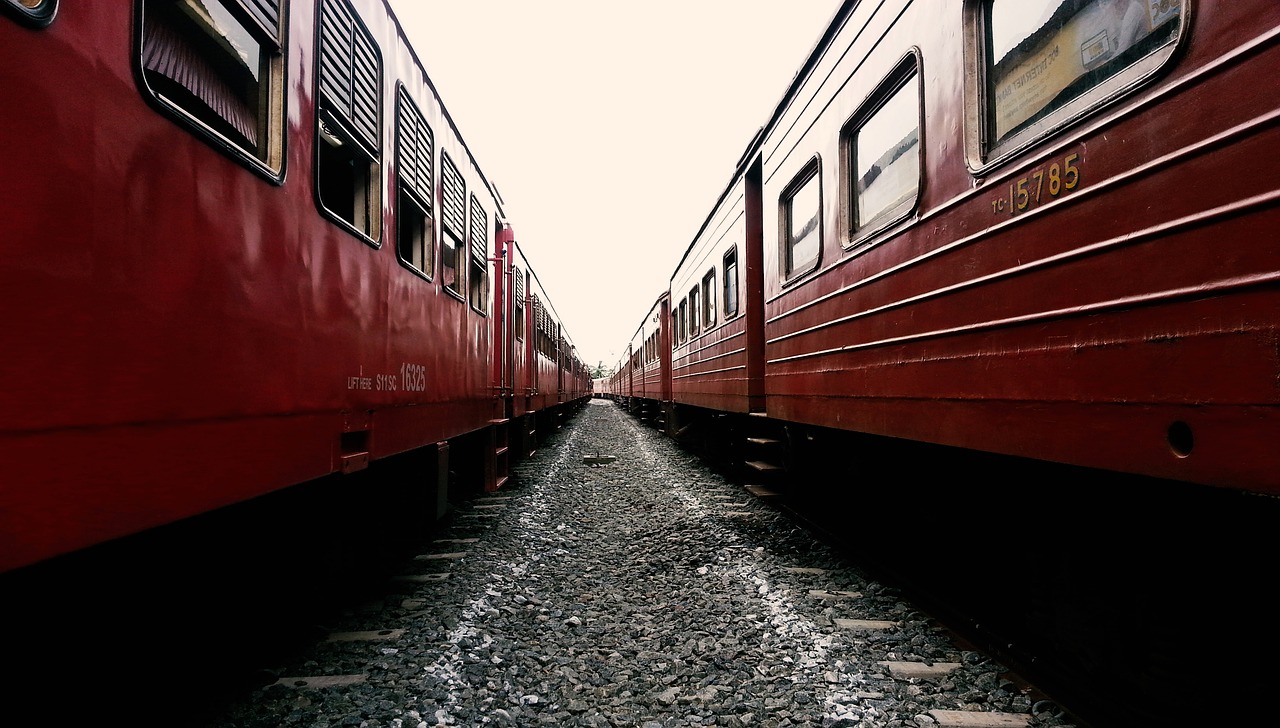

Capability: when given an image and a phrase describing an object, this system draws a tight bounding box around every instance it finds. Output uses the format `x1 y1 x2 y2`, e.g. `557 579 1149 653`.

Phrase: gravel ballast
210 400 1074 728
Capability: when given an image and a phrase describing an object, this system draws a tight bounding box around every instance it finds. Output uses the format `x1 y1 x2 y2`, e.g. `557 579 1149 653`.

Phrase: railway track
189 400 1080 727
11 399 1266 726
666 414 1279 727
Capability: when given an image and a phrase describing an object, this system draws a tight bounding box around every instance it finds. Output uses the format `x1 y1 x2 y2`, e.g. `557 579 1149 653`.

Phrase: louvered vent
242 0 282 42
441 155 465 235
514 267 524 306
319 0 379 155
469 197 487 262
396 88 433 208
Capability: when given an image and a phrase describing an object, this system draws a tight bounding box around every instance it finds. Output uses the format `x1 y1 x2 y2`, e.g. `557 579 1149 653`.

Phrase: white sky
390 0 844 369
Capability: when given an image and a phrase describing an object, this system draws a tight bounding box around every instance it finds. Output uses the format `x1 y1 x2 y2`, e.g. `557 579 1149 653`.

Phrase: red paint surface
0 2 587 572
632 0 1280 494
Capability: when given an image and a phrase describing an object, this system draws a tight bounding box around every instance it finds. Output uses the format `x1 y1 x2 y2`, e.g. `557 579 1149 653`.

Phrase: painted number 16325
992 152 1081 216
400 362 426 392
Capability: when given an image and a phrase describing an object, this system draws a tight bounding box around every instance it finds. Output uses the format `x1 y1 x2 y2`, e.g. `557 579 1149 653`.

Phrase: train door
744 157 766 412
625 343 634 403
494 226 514 419
556 325 565 401
658 293 672 402
525 297 536 406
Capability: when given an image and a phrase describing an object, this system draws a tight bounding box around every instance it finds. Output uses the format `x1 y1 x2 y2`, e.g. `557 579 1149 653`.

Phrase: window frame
532 296 545 356
397 192 434 280
688 285 701 338
314 0 382 244
394 84 435 280
439 151 467 300
840 50 924 252
136 0 288 181
722 245 740 319
677 298 689 345
779 156 824 284
3 0 56 27
963 0 1189 172
701 268 716 329
513 266 525 341
467 194 490 316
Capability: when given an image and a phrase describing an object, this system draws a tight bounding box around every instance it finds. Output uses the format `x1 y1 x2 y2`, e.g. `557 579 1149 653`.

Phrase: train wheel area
0 409 580 724
630 400 1280 726
174 398 1077 728
1 397 1271 726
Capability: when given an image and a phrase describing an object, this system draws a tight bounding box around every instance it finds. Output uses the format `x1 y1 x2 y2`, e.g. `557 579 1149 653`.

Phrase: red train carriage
615 357 628 402
499 238 588 453
0 0 586 574
668 189 760 417
605 356 626 401
619 293 672 424
635 0 1280 496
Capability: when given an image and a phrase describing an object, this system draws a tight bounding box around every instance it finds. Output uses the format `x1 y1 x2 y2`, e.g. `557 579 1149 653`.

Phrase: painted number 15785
992 152 1081 216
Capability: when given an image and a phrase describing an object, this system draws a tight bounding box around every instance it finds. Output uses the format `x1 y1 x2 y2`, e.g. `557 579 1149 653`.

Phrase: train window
3 0 55 27
316 0 381 242
723 247 739 318
440 153 465 298
678 298 689 345
531 295 543 354
533 299 541 353
973 0 1184 163
701 269 716 328
540 305 547 356
781 159 822 281
396 86 434 278
543 307 552 357
468 196 489 314
842 57 921 249
139 0 286 177
514 267 525 340
398 195 432 277
689 286 701 337
671 312 678 350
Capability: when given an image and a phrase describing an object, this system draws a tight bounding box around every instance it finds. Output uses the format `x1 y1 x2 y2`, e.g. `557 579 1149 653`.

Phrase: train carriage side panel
629 328 646 404
0 0 525 572
503 239 535 419
670 179 754 414
523 265 572 414
755 0 1280 492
